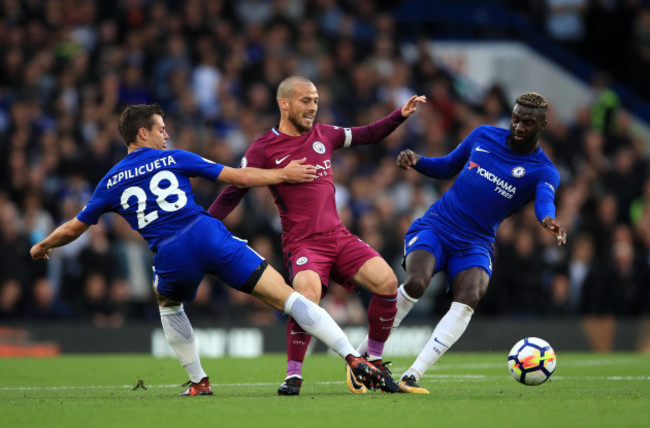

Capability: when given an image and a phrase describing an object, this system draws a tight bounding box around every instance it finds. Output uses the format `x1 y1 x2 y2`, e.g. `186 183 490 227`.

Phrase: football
507 337 556 385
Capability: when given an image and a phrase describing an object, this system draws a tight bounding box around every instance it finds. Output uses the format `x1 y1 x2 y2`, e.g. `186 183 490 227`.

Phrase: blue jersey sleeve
76 180 111 225
534 166 560 222
170 150 224 181
413 135 474 179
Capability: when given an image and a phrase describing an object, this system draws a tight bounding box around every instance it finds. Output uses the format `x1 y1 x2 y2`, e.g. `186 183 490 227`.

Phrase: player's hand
542 216 567 246
396 149 420 170
282 158 318 183
401 95 427 118
30 244 52 260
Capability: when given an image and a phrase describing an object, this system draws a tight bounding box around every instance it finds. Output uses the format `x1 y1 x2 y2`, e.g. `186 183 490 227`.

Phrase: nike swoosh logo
379 316 395 322
475 146 490 153
290 330 306 336
433 337 449 348
275 155 290 164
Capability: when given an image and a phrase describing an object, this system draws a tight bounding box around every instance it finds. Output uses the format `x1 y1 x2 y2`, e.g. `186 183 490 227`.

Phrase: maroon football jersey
242 123 350 245
209 108 406 247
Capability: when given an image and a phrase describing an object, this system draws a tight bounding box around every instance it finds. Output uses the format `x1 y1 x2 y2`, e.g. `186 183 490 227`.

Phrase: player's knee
375 272 398 295
365 273 397 296
157 293 181 307
404 276 429 299
298 289 320 304
454 288 481 309
292 271 323 303
357 269 397 295
285 292 323 330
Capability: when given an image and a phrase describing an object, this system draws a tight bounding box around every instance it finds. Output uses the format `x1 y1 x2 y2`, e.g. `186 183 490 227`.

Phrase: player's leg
155 290 213 396
401 267 488 392
279 270 323 395
398 228 443 325
202 223 381 394
355 223 442 356
277 243 335 394
353 251 436 394
356 249 437 356
250 265 384 391
345 255 400 392
350 256 398 360
152 235 213 397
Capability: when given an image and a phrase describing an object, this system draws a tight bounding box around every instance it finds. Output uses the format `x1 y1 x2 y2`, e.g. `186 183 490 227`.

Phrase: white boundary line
3 358 647 391
430 358 643 370
2 375 649 392
0 382 335 391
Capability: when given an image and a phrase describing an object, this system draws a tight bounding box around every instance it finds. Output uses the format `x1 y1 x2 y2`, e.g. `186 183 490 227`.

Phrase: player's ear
538 110 548 130
138 127 148 141
278 98 288 111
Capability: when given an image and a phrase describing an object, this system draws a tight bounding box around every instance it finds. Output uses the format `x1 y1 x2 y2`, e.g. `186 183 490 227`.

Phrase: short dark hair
515 92 548 109
276 75 314 101
118 104 164 146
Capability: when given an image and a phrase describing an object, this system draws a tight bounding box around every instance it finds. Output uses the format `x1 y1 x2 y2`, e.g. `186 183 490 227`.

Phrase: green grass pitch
1 352 649 427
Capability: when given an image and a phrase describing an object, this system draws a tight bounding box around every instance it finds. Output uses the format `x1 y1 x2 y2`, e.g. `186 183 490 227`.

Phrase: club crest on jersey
312 141 326 154
296 256 308 265
511 166 526 178
240 157 248 168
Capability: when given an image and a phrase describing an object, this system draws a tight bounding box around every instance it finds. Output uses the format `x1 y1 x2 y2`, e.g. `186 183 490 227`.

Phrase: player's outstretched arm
217 158 317 188
542 216 567 246
346 95 426 147
397 138 473 179
30 217 90 260
396 149 421 170
401 95 427 118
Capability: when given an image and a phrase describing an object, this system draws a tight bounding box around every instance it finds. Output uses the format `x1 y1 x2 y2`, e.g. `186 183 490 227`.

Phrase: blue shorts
403 217 493 281
153 215 266 302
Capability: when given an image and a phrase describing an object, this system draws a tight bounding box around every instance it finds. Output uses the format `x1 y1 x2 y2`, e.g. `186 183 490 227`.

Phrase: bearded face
284 83 318 135
508 104 547 154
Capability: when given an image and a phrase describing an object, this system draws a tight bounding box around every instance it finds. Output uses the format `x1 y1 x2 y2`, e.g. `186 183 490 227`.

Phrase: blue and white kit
77 147 266 302
405 125 559 279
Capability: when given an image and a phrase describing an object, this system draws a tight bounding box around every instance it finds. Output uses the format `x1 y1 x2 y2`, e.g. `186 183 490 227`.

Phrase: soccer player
29 104 387 396
208 75 426 395
358 92 568 393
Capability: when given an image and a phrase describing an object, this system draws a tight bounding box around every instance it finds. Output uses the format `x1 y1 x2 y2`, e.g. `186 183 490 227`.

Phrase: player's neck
278 119 306 137
127 141 150 153
507 138 538 155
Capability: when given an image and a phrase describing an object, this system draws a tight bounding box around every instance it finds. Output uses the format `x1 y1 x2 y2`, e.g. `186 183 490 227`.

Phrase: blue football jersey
77 147 224 251
415 125 559 245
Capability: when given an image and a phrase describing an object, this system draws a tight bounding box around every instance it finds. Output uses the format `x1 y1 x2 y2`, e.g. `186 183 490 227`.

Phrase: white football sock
284 292 358 359
159 305 207 383
356 284 418 355
403 301 474 380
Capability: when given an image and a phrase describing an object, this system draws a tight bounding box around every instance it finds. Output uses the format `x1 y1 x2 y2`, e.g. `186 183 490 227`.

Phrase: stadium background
0 0 649 356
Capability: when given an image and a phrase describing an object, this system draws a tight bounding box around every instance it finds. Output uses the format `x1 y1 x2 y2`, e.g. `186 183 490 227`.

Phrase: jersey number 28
120 170 188 229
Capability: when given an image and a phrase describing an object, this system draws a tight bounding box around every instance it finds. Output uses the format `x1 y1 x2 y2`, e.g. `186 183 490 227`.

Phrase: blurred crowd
0 1 649 349
537 0 650 100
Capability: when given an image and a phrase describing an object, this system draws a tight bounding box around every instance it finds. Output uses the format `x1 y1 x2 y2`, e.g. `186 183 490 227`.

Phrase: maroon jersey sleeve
208 185 247 220
348 108 406 147
207 140 268 220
